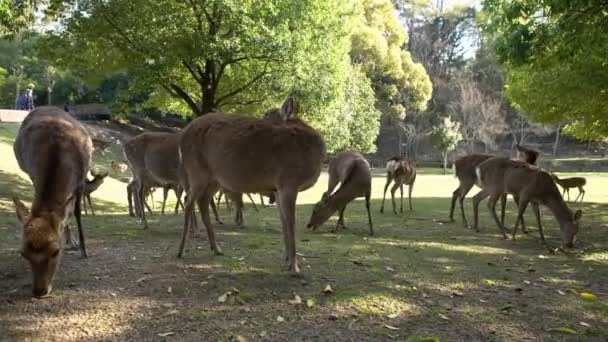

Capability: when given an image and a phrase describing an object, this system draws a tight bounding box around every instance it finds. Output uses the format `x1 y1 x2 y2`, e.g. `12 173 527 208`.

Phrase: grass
1 122 608 341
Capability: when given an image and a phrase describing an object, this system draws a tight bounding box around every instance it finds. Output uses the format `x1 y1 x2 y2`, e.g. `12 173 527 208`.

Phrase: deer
177 97 326 276
82 170 109 216
111 160 128 175
307 151 373 235
127 179 155 217
551 174 587 202
473 157 582 247
124 131 221 229
379 157 416 214
12 106 92 298
449 144 539 229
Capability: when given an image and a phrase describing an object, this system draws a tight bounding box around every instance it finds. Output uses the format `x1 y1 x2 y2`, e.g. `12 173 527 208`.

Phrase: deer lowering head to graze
307 151 373 235
111 160 128 175
473 157 582 247
380 157 416 214
178 97 326 276
12 106 92 297
82 170 109 216
551 174 587 202
215 189 260 227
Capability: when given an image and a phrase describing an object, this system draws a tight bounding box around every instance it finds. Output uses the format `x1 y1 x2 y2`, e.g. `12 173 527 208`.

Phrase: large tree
481 0 608 139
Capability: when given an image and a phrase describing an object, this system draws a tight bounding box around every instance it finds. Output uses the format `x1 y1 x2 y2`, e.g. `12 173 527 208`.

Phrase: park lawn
1 122 608 341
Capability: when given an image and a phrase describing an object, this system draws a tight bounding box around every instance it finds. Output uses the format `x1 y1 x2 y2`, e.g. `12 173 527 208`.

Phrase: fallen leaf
306 299 316 308
167 287 172 294
162 303 175 308
323 284 334 294
288 294 302 305
231 287 240 294
523 280 531 285
276 316 285 323
538 255 548 259
479 299 488 303
385 266 395 272
557 290 565 295
500 304 514 311
158 332 175 337
569 288 579 295
579 322 591 328
164 309 179 316
485 279 496 286
438 313 449 320
200 281 209 286
259 331 267 337
235 335 248 342
406 336 440 342
451 290 464 297
580 292 597 301
384 324 400 331
328 313 339 321
387 312 400 319
548 327 577 335
218 292 230 303
135 276 147 283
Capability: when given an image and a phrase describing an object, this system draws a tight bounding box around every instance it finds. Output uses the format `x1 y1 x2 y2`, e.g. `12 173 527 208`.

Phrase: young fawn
379 157 416 214
178 98 326 276
473 158 582 247
551 174 587 202
307 151 373 235
82 170 109 216
12 106 92 297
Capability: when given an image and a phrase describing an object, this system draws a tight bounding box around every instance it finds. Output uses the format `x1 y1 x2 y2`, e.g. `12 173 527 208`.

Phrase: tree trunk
47 88 52 105
443 150 448 174
552 123 562 157
199 59 218 115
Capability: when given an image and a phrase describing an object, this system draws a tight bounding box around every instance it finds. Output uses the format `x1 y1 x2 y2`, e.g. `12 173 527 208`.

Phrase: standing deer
473 157 582 247
82 170 109 216
307 151 373 235
177 98 326 276
379 157 416 214
126 179 155 217
111 160 128 175
551 174 587 202
12 106 92 297
124 131 220 229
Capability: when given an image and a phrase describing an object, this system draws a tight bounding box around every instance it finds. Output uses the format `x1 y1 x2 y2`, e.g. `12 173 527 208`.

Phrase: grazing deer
307 151 373 235
379 157 416 214
12 106 92 297
473 157 582 247
551 174 587 202
111 160 128 175
126 179 155 217
178 98 326 276
82 170 109 216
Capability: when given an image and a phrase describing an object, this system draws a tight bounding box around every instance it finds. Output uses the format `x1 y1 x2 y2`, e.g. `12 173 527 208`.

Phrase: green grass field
1 122 607 341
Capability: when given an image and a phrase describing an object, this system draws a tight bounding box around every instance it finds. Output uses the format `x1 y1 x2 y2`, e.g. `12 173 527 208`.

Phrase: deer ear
280 97 296 120
12 196 29 224
573 209 583 221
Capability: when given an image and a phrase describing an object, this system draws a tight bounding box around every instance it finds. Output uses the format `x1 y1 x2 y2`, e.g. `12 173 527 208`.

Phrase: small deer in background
551 174 587 202
473 157 582 247
307 151 373 235
111 160 128 175
380 157 416 214
178 97 326 276
82 170 109 216
12 106 92 297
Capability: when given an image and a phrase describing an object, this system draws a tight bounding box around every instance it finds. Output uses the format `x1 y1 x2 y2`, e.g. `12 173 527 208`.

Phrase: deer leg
88 195 95 216
274 192 290 262
459 182 475 228
512 198 530 241
380 173 392 213
512 195 528 234
174 186 183 215
233 193 244 228
566 189 570 202
449 186 460 222
277 188 300 276
499 193 507 229
161 186 169 215
81 196 88 216
210 197 223 225
127 182 135 217
472 189 490 232
531 202 544 243
575 187 584 202
408 181 414 211
74 190 87 258
246 193 259 212
390 182 399 215
178 191 198 258
365 191 374 236
216 190 223 209
579 188 585 202
334 205 347 232
137 181 149 229
399 183 404 213
197 185 223 255
487 193 508 239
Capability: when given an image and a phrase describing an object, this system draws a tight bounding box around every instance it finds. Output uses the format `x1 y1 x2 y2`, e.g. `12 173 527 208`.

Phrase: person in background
25 84 35 110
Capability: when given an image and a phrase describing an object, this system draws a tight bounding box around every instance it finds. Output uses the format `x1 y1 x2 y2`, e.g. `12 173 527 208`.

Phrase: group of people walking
15 84 35 110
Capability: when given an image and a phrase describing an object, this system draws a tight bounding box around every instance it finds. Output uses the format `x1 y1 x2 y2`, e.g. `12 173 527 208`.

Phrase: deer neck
543 194 572 224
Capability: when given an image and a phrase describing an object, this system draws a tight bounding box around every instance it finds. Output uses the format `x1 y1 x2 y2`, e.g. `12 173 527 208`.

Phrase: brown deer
379 157 416 214
449 144 539 228
12 106 92 297
473 157 582 247
177 98 326 276
82 170 109 216
551 174 587 202
127 179 155 217
307 151 373 235
124 131 220 228
111 160 128 175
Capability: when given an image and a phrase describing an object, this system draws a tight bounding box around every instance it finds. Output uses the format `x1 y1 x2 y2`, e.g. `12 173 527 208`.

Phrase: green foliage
481 0 608 138
430 116 462 153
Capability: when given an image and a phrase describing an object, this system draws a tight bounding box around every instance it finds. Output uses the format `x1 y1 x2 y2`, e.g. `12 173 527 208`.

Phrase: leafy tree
481 0 608 138
430 116 461 173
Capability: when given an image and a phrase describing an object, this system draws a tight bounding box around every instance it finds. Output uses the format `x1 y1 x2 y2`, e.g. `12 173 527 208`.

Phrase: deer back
180 112 326 193
454 154 493 181
14 106 92 216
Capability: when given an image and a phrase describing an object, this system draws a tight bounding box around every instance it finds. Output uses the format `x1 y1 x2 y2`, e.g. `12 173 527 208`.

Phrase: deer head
560 209 583 248
13 195 72 297
306 196 335 230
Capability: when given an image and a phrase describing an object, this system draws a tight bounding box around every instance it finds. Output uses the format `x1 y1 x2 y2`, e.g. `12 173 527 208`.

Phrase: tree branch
182 60 203 84
215 67 272 106
167 83 200 114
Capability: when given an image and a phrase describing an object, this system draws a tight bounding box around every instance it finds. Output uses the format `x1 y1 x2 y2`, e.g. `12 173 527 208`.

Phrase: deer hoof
213 247 223 256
